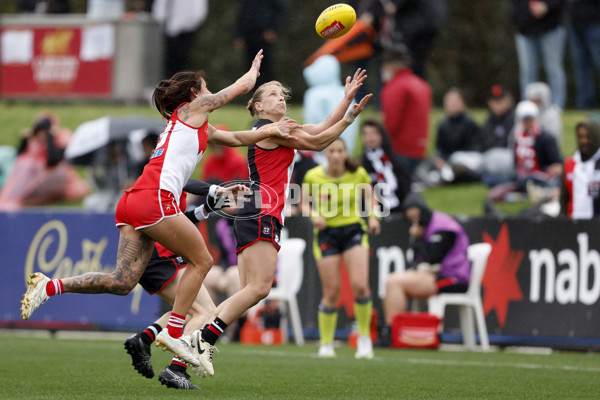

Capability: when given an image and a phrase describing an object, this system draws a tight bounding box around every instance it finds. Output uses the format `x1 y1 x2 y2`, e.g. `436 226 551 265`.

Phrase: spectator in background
373 0 448 80
303 55 360 158
487 100 562 205
0 146 16 189
202 144 249 186
235 0 287 87
479 85 517 187
525 81 563 144
17 0 70 13
361 119 411 213
511 0 567 109
152 0 209 78
82 140 140 211
560 120 600 219
0 112 88 210
379 47 432 173
381 193 470 346
566 0 600 110
431 88 482 184
135 132 159 177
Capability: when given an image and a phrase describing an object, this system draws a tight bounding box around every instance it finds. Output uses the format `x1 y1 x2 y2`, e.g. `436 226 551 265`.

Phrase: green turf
1 335 599 399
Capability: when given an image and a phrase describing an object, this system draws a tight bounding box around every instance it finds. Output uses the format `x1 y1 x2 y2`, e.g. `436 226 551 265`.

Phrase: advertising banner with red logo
1 24 113 98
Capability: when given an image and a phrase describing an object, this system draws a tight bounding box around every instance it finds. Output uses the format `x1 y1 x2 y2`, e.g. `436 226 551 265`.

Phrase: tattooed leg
61 225 155 295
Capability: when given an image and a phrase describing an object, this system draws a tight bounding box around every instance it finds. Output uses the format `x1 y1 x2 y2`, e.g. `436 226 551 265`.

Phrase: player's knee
188 257 213 274
353 286 370 299
252 282 272 301
322 291 340 305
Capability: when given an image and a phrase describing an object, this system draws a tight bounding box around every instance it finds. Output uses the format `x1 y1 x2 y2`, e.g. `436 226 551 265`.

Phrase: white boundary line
238 348 600 373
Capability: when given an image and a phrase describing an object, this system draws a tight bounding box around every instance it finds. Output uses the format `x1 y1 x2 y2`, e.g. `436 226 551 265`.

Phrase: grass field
2 333 599 399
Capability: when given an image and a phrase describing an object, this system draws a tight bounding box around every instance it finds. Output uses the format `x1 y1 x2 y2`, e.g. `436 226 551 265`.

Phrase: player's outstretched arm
190 50 264 113
302 68 367 135
270 94 372 151
206 118 298 147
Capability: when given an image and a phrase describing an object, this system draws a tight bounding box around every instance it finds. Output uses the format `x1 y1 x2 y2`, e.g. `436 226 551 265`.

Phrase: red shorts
115 189 182 230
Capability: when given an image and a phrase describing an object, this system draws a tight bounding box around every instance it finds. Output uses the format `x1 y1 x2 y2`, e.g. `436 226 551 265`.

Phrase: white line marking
238 349 600 373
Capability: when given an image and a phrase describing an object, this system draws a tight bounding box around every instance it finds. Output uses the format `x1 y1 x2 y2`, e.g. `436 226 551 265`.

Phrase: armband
194 204 209 221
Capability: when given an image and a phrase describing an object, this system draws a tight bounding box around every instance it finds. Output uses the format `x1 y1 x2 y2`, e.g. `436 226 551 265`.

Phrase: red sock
167 313 186 338
45 279 63 297
169 358 187 373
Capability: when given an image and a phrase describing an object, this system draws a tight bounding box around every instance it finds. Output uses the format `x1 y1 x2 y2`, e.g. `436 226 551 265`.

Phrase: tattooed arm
190 50 263 114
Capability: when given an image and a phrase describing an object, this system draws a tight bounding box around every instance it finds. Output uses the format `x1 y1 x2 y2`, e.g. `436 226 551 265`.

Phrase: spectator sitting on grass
416 88 481 186
479 85 517 187
486 100 562 210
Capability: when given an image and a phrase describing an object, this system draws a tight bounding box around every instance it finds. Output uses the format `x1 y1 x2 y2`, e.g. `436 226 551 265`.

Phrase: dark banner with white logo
274 215 600 349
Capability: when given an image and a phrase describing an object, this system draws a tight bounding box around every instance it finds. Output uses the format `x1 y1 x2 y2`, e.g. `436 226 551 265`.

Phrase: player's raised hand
344 68 368 100
250 49 264 76
344 93 373 124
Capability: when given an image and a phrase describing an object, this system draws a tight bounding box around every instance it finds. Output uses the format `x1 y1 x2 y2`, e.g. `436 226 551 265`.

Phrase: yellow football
315 4 356 39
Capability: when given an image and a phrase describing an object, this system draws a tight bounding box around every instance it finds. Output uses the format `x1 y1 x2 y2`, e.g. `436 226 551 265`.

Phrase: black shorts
234 214 282 254
436 276 469 294
138 247 187 295
314 222 368 259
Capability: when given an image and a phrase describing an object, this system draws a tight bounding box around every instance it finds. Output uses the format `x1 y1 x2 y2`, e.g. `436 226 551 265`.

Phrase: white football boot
155 330 200 367
189 330 217 378
21 273 51 320
317 343 336 358
355 334 374 359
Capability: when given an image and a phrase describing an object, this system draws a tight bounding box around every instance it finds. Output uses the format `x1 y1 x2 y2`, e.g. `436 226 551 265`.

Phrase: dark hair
152 71 206 120
381 44 412 67
402 193 432 226
246 81 291 117
330 138 359 172
361 119 395 156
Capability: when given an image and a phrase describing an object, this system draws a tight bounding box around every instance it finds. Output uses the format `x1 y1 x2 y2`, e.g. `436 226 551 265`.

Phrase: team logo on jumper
151 149 164 159
262 226 271 236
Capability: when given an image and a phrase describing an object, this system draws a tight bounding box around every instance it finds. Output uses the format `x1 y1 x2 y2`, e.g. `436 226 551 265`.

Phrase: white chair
264 238 306 345
428 242 491 351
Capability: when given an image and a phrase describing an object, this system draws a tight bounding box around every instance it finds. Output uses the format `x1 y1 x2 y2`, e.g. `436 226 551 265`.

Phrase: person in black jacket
511 0 567 109
360 119 411 213
566 0 600 110
433 88 482 184
234 0 287 87
479 85 517 187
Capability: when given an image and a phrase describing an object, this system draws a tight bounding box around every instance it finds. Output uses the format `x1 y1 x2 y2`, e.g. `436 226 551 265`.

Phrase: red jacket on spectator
380 68 432 159
202 145 249 183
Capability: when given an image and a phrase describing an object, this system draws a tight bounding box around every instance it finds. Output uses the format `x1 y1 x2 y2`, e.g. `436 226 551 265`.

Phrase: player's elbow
111 277 138 296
